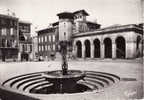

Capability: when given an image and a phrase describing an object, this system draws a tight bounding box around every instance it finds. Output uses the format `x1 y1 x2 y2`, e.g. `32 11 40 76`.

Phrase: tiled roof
73 9 89 16
73 24 143 37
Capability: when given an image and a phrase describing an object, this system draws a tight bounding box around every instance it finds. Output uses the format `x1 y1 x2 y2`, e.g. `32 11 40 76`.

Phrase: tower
57 12 74 41
73 9 89 22
73 10 89 33
57 12 74 75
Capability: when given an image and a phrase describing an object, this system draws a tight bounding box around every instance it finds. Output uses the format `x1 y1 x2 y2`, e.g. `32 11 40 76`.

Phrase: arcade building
37 10 143 60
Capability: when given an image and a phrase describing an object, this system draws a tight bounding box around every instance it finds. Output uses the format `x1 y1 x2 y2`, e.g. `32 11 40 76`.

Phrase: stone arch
84 39 91 58
76 41 82 58
93 38 100 58
115 36 126 58
104 38 112 58
136 36 142 57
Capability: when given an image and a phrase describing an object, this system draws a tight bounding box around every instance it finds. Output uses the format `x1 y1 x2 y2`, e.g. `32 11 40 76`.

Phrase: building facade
0 11 33 61
0 14 19 61
37 27 58 60
73 24 143 59
31 36 38 60
18 21 32 61
37 10 143 60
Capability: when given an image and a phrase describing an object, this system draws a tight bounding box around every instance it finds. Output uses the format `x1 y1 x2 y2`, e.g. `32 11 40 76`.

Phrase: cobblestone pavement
0 59 143 100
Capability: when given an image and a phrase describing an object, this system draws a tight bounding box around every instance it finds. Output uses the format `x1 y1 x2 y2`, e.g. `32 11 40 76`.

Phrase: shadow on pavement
0 88 39 100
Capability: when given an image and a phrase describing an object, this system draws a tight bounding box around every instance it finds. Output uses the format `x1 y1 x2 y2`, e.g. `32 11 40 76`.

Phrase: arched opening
93 39 100 58
84 40 91 58
21 52 29 61
76 41 82 58
104 38 112 58
116 36 126 58
136 36 141 57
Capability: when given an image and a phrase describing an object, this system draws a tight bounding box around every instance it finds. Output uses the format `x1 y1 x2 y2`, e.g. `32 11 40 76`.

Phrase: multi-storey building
0 10 32 62
0 14 19 61
18 21 32 61
31 36 38 60
37 10 143 60
37 10 100 60
37 26 58 60
73 10 100 33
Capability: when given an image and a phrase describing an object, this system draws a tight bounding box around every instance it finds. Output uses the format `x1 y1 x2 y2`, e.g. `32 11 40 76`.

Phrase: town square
0 0 143 100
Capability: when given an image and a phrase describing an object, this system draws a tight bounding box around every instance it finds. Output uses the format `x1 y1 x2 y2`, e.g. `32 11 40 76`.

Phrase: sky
0 0 142 35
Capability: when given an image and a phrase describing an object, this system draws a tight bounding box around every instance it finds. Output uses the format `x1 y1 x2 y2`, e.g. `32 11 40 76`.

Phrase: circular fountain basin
42 70 85 93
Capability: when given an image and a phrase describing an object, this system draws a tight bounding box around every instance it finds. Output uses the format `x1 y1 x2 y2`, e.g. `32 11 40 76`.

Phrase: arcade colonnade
73 31 143 59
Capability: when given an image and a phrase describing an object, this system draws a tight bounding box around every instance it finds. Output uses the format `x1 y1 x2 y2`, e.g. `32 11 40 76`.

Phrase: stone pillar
101 43 104 59
82 43 85 58
139 40 143 56
72 42 76 58
74 45 77 57
126 41 136 58
91 43 94 58
112 41 116 59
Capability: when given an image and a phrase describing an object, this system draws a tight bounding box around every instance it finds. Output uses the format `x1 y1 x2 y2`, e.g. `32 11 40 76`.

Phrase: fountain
41 12 86 93
42 41 85 93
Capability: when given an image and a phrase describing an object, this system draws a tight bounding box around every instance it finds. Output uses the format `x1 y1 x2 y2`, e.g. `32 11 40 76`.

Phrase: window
39 37 41 43
47 45 49 51
38 37 39 43
10 28 14 35
45 45 47 51
28 44 31 52
2 28 6 35
25 44 27 51
53 44 55 50
49 35 51 42
12 40 16 47
48 45 50 50
13 28 17 35
7 40 10 47
22 45 25 52
9 40 13 47
45 36 47 42
39 46 41 51
30 45 32 52
53 35 55 42
41 37 44 43
2 39 5 47
26 44 29 52
42 45 44 51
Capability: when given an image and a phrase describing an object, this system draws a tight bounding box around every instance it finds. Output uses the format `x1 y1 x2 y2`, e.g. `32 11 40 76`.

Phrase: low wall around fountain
0 86 39 100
